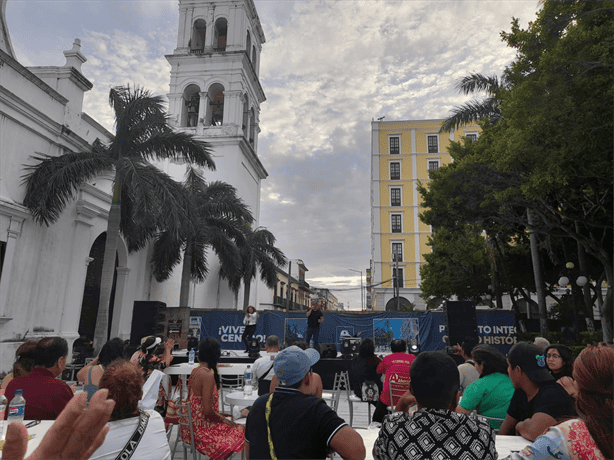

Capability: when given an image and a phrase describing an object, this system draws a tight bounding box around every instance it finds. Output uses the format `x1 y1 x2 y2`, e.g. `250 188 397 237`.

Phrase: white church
0 0 270 370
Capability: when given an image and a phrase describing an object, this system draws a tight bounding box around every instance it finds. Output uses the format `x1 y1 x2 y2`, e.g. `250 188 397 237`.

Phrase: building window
391 214 402 233
392 242 403 262
427 135 438 153
389 136 400 155
390 188 401 206
393 267 404 288
390 162 400 180
428 159 440 177
214 18 228 51
465 132 478 142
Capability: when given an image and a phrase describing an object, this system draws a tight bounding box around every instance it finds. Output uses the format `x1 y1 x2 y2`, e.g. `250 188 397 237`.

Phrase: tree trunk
599 264 613 343
93 184 121 352
527 210 548 334
576 223 595 331
242 279 251 312
179 238 193 307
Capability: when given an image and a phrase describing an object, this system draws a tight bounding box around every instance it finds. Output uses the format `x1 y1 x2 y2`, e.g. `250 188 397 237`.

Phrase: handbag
164 377 183 425
361 380 379 402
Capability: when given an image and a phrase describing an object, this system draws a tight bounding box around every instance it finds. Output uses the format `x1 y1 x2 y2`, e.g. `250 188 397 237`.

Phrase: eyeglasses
546 354 562 359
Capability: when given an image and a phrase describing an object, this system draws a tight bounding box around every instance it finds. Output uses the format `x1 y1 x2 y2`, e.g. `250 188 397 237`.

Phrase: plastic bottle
0 394 7 440
7 390 25 425
243 365 253 396
188 348 195 365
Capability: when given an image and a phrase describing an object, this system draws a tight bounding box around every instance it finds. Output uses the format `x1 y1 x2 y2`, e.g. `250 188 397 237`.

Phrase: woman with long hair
242 306 259 352
77 338 125 402
514 343 613 460
1 340 38 390
544 344 576 397
456 345 515 429
181 338 244 460
350 338 382 403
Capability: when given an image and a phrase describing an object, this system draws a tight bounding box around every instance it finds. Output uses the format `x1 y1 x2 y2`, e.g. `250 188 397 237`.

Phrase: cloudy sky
6 0 539 310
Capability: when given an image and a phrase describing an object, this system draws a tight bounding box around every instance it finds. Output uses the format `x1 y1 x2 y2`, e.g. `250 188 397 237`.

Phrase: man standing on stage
305 303 324 348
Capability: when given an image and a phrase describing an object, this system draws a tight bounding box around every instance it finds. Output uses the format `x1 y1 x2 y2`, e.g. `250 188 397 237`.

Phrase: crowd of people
0 333 611 460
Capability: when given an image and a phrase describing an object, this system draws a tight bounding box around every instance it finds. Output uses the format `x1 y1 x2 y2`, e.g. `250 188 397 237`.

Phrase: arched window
214 18 227 52
242 93 249 138
181 84 201 127
206 83 225 126
246 32 251 60
249 107 255 146
191 19 206 53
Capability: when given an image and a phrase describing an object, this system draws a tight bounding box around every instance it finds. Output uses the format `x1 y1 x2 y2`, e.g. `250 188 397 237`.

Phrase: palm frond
134 131 215 170
22 151 114 225
440 99 502 132
151 230 185 282
455 74 501 96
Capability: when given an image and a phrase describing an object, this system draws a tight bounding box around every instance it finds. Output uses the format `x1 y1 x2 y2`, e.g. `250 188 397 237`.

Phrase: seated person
457 338 480 394
512 343 613 460
89 359 171 460
499 342 575 441
1 340 38 390
456 345 515 429
349 338 382 405
373 351 496 460
4 337 74 420
372 339 414 423
246 346 365 460
252 335 281 396
77 338 126 402
544 344 576 398
269 340 323 397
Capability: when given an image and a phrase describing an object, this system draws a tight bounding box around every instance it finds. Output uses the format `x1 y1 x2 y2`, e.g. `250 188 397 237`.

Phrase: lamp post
558 262 591 339
348 269 364 311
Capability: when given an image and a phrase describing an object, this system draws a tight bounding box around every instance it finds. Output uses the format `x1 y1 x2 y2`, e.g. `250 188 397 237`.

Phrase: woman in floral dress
181 338 244 460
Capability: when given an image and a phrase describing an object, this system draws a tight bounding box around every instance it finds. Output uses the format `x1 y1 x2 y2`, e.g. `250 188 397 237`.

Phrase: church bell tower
164 0 268 309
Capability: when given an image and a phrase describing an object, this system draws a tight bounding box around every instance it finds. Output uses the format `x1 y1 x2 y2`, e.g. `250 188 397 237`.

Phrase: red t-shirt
377 352 415 405
4 367 73 420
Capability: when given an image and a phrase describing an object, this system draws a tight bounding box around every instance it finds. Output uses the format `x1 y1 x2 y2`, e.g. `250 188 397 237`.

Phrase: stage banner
189 309 518 353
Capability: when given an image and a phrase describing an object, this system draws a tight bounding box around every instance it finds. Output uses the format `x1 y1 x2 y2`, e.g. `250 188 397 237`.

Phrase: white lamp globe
558 276 570 286
576 276 588 287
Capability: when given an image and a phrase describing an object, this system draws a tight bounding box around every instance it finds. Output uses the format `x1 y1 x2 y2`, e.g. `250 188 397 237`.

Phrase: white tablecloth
0 420 53 458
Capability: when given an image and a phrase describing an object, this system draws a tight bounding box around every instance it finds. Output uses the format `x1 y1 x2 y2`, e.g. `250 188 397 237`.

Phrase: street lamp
348 268 364 311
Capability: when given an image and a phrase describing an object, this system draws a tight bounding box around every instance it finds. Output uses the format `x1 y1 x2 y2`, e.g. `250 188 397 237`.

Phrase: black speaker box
130 301 167 345
445 301 478 347
318 343 338 359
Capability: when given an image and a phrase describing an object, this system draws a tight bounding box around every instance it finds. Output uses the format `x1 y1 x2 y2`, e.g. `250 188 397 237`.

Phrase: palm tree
22 85 215 350
150 166 254 306
222 226 287 311
440 73 506 132
441 73 549 333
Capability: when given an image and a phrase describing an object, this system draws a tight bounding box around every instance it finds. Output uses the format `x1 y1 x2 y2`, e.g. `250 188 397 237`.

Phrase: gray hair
533 337 550 351
265 335 280 349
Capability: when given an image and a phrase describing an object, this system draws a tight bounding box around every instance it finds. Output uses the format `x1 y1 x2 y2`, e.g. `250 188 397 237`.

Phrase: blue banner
191 310 518 354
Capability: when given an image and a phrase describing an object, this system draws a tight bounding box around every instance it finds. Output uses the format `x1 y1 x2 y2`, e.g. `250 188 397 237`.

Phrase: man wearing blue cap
245 346 366 460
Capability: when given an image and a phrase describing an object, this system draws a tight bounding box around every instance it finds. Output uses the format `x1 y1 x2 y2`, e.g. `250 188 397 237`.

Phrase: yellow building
370 119 480 311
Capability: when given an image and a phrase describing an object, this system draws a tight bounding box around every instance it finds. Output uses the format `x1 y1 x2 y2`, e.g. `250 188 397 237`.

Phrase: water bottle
7 390 25 425
0 394 7 440
243 365 253 396
188 348 195 365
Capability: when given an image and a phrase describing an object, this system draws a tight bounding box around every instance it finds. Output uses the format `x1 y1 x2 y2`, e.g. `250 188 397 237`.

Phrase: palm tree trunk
179 238 193 307
93 182 121 352
242 279 251 312
527 210 548 334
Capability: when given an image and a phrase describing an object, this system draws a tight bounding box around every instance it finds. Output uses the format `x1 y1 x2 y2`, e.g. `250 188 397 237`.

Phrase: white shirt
251 351 278 380
244 312 258 326
89 410 171 460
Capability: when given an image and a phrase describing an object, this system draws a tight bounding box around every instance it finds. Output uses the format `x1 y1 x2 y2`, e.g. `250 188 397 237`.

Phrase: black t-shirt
507 380 575 422
307 309 323 328
245 387 347 459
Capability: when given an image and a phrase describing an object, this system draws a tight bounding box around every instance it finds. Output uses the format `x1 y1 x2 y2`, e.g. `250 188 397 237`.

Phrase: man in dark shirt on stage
499 342 575 441
245 346 365 460
5 337 74 420
305 303 324 348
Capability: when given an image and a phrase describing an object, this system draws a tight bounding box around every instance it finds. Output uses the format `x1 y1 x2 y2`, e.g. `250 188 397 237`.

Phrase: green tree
222 226 287 311
23 85 214 350
150 167 254 307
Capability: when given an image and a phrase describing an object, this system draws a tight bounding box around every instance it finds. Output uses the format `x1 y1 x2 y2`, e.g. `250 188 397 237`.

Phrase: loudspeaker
341 338 361 356
130 301 167 345
445 301 478 347
248 338 261 359
318 343 337 359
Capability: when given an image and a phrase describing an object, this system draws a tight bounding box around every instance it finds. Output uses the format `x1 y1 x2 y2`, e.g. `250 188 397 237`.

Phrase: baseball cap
273 346 320 386
508 342 554 383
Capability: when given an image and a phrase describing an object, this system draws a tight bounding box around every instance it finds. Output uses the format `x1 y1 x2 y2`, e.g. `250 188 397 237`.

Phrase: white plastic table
0 420 53 458
224 390 259 420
